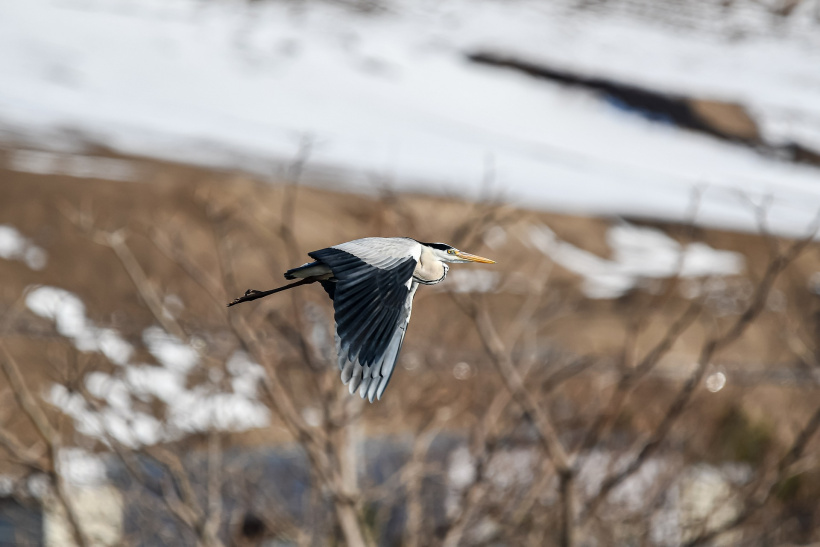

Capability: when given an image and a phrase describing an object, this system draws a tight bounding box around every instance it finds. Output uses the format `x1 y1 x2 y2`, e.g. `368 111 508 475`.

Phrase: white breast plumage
412 245 448 285
414 262 448 285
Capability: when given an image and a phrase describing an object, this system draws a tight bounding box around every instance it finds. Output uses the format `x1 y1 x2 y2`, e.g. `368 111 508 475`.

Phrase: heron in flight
228 237 495 402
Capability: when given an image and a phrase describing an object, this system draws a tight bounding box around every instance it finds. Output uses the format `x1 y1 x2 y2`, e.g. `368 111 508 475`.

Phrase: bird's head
422 242 496 264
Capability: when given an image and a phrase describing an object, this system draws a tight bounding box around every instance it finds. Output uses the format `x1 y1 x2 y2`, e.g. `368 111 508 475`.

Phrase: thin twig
459 297 576 547
683 402 820 546
0 344 90 547
582 227 818 522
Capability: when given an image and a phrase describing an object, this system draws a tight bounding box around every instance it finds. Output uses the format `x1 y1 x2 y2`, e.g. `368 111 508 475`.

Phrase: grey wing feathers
338 284 417 401
309 238 421 402
332 237 421 269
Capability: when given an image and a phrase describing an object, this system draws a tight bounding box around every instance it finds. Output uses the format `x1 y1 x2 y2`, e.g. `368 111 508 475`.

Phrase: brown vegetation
1 145 820 546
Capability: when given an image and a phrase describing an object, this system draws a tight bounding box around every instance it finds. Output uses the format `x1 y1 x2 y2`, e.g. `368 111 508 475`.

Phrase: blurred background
2 0 820 545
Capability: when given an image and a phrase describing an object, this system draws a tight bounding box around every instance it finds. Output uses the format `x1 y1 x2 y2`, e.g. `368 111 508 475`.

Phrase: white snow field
2 0 820 235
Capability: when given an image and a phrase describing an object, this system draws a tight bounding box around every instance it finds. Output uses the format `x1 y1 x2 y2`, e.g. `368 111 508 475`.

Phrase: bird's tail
284 261 329 280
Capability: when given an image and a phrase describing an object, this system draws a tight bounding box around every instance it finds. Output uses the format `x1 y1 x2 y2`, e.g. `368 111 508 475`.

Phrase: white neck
414 246 448 284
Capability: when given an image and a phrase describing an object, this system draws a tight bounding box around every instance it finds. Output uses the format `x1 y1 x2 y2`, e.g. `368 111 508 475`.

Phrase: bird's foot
227 289 263 307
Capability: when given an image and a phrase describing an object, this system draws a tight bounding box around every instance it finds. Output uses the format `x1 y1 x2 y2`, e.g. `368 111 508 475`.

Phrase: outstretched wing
337 282 418 402
309 238 421 401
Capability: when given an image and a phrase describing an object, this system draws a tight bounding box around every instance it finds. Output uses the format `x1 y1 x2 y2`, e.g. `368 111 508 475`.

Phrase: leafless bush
2 156 820 547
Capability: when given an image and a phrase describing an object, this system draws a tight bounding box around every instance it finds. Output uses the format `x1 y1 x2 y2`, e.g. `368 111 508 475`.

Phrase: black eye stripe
422 242 454 251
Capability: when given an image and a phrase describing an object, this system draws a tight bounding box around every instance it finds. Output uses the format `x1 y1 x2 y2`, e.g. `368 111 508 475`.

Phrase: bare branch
468 300 572 472
459 296 576 547
582 229 817 522
204 431 223 544
0 343 89 547
578 300 701 452
148 228 227 308
105 230 189 340
684 402 820 546
0 423 48 472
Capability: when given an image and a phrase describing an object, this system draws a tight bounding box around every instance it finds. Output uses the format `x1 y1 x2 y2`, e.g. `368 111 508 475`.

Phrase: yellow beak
456 251 496 264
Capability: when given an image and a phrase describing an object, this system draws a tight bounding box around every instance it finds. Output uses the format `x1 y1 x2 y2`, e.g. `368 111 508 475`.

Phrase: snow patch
0 225 47 270
125 365 184 403
58 448 108 487
448 445 476 490
142 326 199 374
227 351 266 399
444 270 500 293
28 286 269 447
8 149 139 182
530 223 744 299
26 286 132 365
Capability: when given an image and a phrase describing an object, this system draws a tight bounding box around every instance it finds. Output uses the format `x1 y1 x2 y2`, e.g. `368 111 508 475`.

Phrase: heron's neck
414 246 448 284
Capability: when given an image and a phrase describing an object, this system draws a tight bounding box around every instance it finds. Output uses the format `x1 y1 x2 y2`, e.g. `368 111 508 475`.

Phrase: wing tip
367 378 379 402
358 377 370 399
340 361 354 383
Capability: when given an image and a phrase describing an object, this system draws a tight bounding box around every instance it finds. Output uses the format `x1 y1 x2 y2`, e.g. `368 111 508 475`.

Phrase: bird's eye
447 249 456 254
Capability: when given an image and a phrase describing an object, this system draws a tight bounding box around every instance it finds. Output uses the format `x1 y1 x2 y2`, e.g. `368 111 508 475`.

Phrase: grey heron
228 237 495 402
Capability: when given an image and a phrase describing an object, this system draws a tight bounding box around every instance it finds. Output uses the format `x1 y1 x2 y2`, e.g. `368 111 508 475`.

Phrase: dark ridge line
467 51 820 168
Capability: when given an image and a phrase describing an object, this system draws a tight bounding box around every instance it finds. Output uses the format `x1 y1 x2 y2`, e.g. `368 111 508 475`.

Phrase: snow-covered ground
2 0 820 235
529 222 745 299
26 286 270 447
